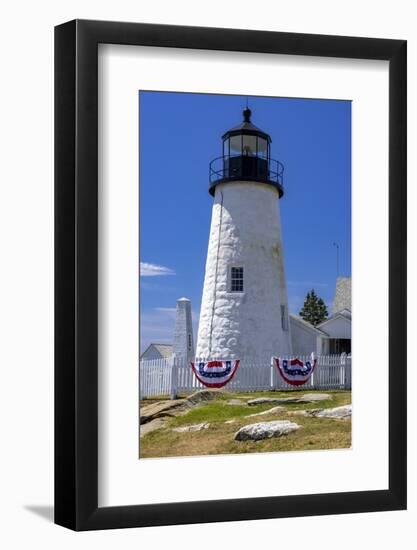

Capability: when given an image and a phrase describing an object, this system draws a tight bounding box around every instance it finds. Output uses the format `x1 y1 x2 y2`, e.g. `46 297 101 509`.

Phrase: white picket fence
139 354 352 399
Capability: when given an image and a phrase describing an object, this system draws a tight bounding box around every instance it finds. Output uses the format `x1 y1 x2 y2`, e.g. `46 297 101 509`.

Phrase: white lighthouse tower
196 108 292 359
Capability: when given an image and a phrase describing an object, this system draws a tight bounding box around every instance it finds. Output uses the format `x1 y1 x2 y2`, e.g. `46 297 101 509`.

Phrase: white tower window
230 266 244 293
188 333 192 351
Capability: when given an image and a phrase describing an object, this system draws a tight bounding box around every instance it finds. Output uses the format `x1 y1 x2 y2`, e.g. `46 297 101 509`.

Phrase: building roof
140 343 173 359
289 314 327 336
317 310 351 331
337 308 351 319
333 277 351 314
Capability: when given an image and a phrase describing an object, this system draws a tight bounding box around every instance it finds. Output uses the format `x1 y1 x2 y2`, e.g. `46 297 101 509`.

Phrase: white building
317 309 351 354
289 277 352 356
196 108 292 359
290 314 327 356
140 343 173 361
316 277 352 354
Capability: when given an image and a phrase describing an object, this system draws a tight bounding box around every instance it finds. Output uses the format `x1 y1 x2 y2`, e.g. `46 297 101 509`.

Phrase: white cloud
140 262 175 277
154 307 177 314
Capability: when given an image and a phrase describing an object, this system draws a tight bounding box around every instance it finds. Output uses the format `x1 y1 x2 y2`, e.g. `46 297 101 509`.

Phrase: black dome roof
222 108 271 142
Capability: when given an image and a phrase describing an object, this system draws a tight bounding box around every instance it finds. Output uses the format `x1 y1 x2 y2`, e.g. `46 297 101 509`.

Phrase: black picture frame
55 19 407 531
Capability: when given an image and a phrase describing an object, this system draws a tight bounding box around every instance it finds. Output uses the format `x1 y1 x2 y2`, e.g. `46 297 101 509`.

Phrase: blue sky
139 91 351 351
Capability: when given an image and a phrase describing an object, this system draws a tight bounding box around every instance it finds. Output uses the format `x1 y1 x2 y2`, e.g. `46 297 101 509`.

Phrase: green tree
299 290 328 326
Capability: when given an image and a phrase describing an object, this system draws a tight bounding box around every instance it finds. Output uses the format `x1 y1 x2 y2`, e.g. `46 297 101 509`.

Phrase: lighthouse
196 107 292 360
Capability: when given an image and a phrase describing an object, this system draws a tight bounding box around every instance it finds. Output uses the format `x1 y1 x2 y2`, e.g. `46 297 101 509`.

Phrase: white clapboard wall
139 354 352 399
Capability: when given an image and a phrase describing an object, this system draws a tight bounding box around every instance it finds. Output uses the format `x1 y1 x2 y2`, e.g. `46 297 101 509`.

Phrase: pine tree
299 290 328 326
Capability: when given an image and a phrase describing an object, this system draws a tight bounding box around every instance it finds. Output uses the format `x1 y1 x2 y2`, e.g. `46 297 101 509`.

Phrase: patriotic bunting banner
190 360 240 388
274 355 317 386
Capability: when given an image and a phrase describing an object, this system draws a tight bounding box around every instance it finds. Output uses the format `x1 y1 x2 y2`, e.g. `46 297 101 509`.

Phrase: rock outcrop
234 420 300 441
173 422 210 433
247 394 331 406
245 406 285 418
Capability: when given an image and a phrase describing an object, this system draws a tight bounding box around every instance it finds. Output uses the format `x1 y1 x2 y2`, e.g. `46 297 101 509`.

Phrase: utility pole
333 242 340 278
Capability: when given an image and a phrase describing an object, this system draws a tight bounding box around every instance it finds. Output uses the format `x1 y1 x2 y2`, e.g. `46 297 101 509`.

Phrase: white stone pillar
173 297 195 361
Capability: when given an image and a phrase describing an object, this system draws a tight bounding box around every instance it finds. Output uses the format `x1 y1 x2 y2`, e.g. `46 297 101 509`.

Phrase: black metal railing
209 154 284 192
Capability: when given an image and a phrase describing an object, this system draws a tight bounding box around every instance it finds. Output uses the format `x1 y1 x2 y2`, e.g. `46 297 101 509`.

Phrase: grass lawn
139 390 351 458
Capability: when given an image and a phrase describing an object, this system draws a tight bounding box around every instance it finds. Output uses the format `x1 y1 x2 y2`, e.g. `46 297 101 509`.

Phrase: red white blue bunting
274 355 317 386
190 360 240 388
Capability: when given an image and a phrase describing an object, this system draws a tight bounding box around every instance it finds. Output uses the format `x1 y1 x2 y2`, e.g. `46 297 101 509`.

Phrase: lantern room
209 108 284 197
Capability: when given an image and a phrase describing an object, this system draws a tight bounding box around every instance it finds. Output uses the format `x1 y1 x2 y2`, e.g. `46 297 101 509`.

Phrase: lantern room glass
257 137 268 159
210 109 283 198
223 134 270 160
242 135 256 156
